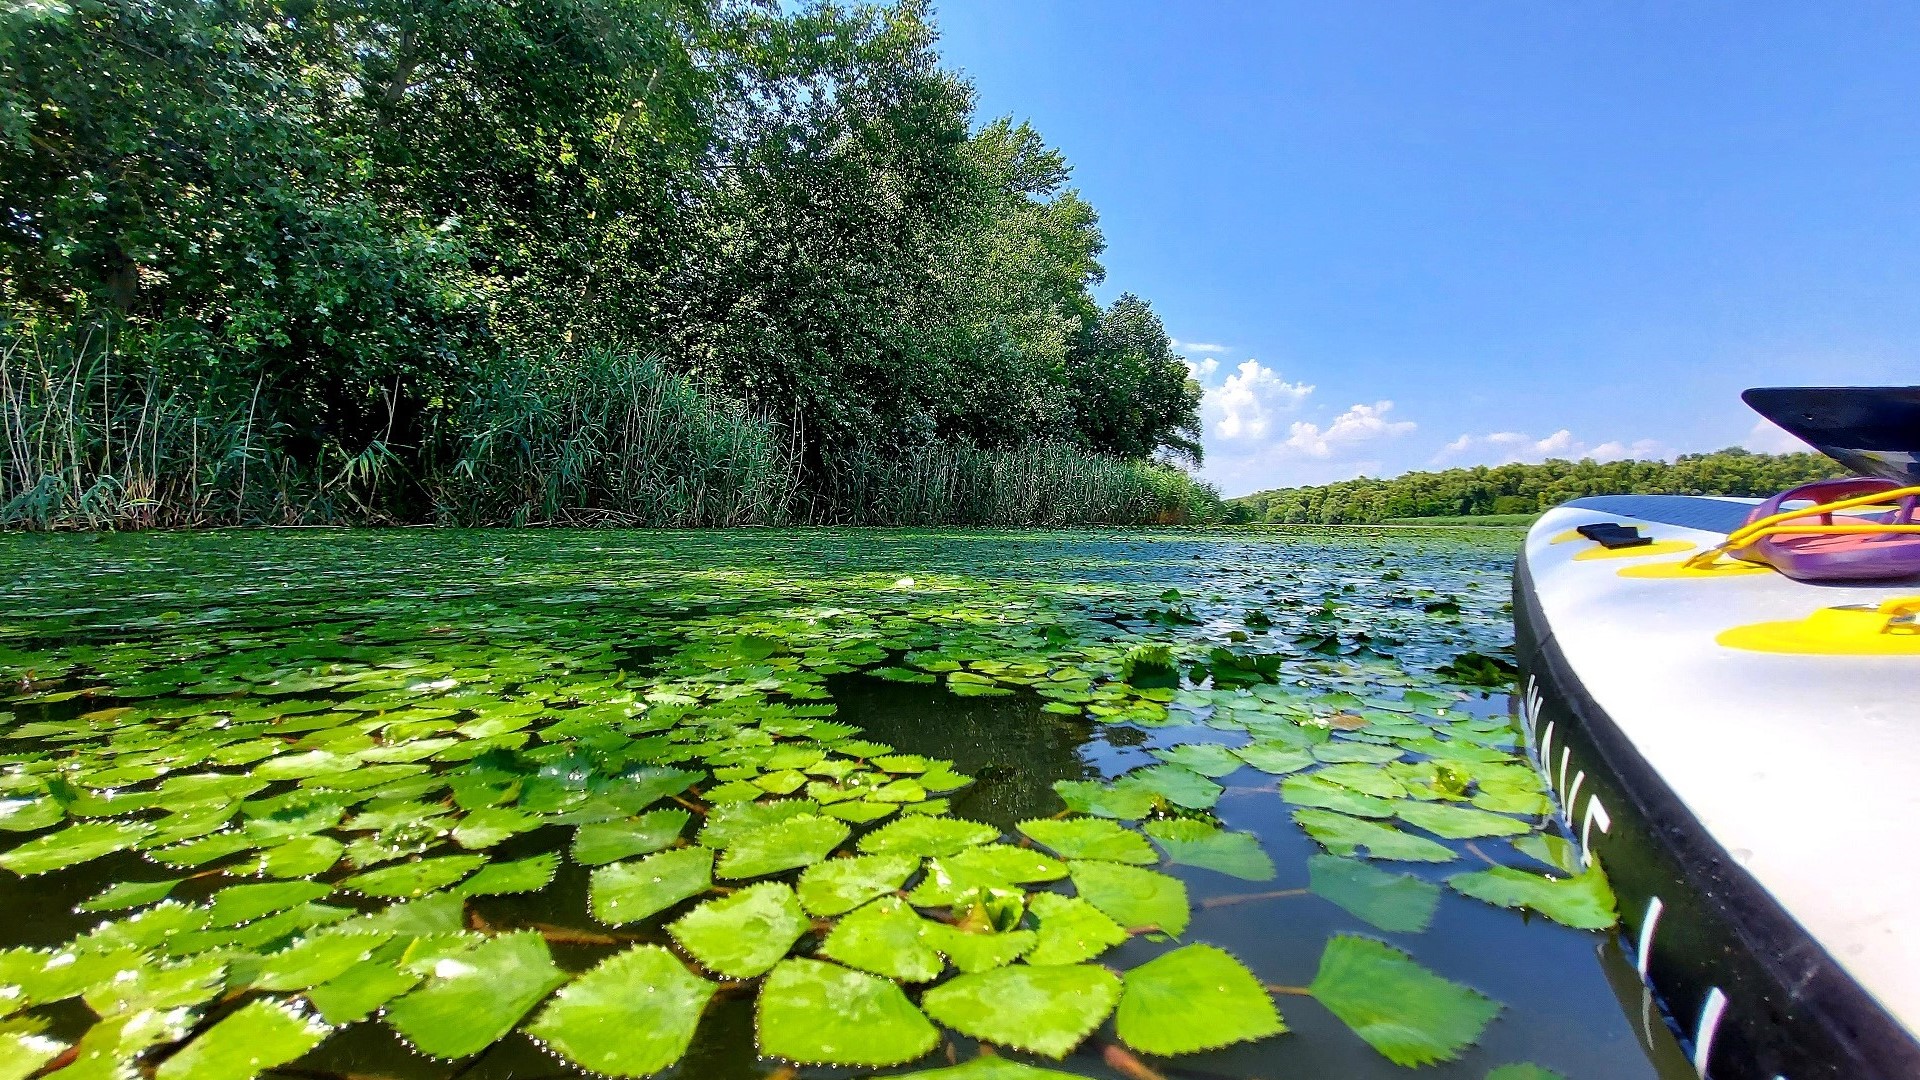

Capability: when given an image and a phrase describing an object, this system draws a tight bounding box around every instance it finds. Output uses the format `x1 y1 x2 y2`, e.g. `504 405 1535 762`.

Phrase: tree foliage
0 0 1207 523
1227 449 1840 524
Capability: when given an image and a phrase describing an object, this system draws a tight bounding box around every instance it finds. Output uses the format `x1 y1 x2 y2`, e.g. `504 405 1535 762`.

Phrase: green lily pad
1149 743 1245 778
822 800 898 824
307 962 423 1025
1447 862 1618 930
1487 1065 1568 1080
255 834 345 878
1143 819 1275 881
590 846 715 925
1511 834 1579 874
573 809 691 866
206 881 334 927
1281 774 1396 817
75 879 181 913
1307 854 1441 933
922 963 1120 1058
856 816 998 858
0 820 152 876
527 945 717 1078
921 923 1036 972
797 854 920 916
385 930 568 1059
1024 892 1129 965
1314 742 1404 764
1314 763 1410 799
0 798 61 833
152 999 330 1080
907 845 1067 906
1126 765 1223 810
1068 860 1189 935
889 1057 1083 1080
1051 778 1158 820
818 896 945 982
1308 934 1501 1066
669 882 808 978
1232 742 1316 775
82 953 226 1015
451 806 542 849
1016 817 1155 864
698 800 822 848
717 814 848 879
755 958 939 1066
0 1018 65 1079
1294 810 1456 863
458 852 561 896
1115 944 1284 1055
341 854 487 898
252 931 389 991
1394 801 1531 840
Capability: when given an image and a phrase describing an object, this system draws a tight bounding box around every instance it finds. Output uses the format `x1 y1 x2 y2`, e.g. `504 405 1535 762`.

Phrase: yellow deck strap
1719 597 1920 655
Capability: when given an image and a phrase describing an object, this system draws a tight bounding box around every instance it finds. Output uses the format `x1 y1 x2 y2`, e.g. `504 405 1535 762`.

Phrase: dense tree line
0 0 1211 526
1226 449 1841 525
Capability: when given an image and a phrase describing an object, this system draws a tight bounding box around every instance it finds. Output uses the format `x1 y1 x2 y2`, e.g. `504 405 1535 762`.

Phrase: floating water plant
0 527 1624 1079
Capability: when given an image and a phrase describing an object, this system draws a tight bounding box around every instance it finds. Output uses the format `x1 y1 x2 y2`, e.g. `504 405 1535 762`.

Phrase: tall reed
440 349 801 527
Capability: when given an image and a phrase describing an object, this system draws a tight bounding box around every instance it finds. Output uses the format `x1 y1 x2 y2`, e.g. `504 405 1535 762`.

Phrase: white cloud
1435 429 1670 467
1194 358 1419 492
1282 401 1417 458
1172 339 1230 355
1742 418 1806 454
1181 356 1219 380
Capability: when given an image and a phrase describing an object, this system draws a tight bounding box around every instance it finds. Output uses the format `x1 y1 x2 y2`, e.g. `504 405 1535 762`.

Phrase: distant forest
1226 449 1840 524
0 0 1217 529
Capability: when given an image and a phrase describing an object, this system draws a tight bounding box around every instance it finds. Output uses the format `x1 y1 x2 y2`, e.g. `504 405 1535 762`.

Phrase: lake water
0 528 1694 1080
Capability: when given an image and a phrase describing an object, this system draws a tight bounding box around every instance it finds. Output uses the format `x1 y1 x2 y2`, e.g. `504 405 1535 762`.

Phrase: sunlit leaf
1068 860 1188 935
1024 892 1128 966
1307 854 1440 933
1394 801 1531 840
206 881 333 927
385 930 567 1059
921 923 1035 972
922 963 1120 1058
907 845 1066 905
341 854 486 898
797 854 920 916
1294 809 1456 863
590 846 714 926
1311 763 1409 799
527 945 716 1078
1115 944 1284 1055
1308 934 1500 1066
1446 862 1617 930
818 896 944 982
572 809 690 866
1486 1065 1568 1080
0 1018 66 1079
458 852 561 896
0 820 152 876
1125 765 1222 810
1143 819 1275 881
1232 742 1316 775
152 999 329 1080
254 834 345 878
82 954 225 1015
1149 743 1244 778
856 816 997 858
307 962 422 1025
755 958 938 1066
1511 834 1579 874
699 800 822 848
1281 774 1395 817
1051 778 1157 820
669 882 808 978
1016 817 1155 865
717 814 848 879
888 1057 1083 1080
75 879 181 914
451 806 542 849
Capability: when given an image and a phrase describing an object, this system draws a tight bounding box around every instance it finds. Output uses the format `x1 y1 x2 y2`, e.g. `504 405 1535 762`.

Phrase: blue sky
931 2 1920 495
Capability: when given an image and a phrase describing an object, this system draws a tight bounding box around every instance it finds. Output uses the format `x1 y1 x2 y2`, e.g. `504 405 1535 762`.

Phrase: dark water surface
0 528 1692 1080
